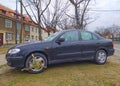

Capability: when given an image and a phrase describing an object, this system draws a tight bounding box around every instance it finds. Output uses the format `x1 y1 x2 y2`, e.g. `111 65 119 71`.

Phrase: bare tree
94 25 120 38
41 0 70 35
69 0 92 29
22 0 51 40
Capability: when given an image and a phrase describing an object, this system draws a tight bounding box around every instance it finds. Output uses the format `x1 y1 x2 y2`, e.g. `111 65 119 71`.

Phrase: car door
80 31 100 59
52 30 82 60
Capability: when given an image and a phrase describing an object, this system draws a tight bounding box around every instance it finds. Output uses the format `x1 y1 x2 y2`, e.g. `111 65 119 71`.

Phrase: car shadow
48 60 94 69
2 60 110 75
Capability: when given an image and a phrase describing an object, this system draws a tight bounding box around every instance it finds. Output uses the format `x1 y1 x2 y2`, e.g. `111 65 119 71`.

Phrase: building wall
0 15 33 44
0 14 56 45
30 26 39 41
0 15 16 44
41 30 48 39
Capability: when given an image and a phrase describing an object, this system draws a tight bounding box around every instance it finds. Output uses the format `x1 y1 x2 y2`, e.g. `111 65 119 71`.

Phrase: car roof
61 29 86 32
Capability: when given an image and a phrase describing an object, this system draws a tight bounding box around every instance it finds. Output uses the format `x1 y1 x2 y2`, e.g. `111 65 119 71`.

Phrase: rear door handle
96 43 100 44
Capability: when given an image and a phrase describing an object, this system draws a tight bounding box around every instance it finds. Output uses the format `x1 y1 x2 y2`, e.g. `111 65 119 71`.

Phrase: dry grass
0 47 9 54
0 56 120 86
0 45 13 54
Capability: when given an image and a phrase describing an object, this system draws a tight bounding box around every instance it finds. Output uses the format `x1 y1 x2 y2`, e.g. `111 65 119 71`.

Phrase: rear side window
60 31 79 42
93 34 99 40
81 31 92 41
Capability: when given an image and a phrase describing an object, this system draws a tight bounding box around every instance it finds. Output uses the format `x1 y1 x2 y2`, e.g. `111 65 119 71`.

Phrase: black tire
95 50 107 64
25 53 47 74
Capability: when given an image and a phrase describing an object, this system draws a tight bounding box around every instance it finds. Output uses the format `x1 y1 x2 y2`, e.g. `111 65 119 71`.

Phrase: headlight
8 48 20 54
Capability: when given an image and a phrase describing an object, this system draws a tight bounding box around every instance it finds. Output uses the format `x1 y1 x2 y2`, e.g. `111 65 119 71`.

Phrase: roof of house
0 3 38 27
44 26 59 32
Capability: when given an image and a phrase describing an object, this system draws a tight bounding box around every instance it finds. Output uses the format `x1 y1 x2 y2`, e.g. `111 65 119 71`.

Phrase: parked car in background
6 29 114 74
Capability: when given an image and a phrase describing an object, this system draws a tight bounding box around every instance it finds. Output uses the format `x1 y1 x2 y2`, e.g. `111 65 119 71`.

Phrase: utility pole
20 0 23 43
15 0 18 44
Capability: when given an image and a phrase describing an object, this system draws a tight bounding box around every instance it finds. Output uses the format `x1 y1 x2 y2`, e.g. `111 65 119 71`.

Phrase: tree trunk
75 5 80 29
38 24 42 40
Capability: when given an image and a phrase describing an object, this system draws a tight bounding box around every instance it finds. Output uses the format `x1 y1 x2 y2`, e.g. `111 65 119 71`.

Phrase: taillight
112 41 114 47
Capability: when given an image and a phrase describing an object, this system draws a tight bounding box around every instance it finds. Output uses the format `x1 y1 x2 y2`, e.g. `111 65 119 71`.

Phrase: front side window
44 32 61 41
5 19 12 28
81 31 92 41
60 31 79 42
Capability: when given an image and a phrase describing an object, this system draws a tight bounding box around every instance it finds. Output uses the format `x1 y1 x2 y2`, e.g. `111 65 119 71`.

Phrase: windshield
43 32 61 41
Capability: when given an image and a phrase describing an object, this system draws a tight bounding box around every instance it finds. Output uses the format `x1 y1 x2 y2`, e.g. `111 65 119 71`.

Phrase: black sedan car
6 29 114 73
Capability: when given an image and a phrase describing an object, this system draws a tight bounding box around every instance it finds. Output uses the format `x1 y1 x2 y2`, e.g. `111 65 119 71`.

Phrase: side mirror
56 38 65 44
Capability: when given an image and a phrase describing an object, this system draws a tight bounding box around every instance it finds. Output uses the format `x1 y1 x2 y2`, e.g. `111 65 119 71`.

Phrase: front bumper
6 54 25 68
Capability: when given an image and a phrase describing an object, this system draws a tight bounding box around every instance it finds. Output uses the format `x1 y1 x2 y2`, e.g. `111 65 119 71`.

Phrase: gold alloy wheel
29 54 45 72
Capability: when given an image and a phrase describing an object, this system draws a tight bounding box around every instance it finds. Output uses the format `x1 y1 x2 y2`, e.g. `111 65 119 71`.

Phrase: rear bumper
6 55 25 68
108 49 115 56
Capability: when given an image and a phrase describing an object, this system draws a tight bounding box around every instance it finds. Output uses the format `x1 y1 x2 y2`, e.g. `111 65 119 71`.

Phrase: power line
89 10 120 12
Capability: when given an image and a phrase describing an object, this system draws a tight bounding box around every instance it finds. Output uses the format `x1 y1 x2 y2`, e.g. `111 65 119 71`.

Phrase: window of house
17 23 21 30
6 33 12 40
14 14 18 18
5 19 12 28
25 25 30 31
17 34 20 40
36 28 37 33
32 28 34 32
36 36 38 40
81 31 93 41
31 35 34 40
2 10 6 14
25 35 29 41
60 31 79 42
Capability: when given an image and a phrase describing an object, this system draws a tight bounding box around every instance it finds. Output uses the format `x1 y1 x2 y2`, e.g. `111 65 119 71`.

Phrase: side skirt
48 56 94 65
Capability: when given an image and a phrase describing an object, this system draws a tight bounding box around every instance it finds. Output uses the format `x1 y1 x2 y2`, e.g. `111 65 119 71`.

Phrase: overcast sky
0 0 120 31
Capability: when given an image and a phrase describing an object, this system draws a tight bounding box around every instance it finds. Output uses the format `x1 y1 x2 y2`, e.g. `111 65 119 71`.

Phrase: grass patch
0 47 9 54
0 45 13 54
0 64 7 69
0 56 120 86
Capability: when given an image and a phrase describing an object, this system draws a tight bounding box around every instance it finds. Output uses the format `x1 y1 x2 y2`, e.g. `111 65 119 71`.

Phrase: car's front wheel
95 50 107 64
25 53 47 74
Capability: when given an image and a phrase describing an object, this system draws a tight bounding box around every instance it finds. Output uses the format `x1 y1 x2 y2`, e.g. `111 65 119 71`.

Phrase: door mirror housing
56 38 65 43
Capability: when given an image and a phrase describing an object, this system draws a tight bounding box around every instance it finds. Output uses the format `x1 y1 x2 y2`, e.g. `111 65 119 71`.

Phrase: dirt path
0 54 6 66
114 44 120 56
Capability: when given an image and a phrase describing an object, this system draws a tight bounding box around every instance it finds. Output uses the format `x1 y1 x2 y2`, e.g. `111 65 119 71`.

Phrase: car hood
11 41 51 49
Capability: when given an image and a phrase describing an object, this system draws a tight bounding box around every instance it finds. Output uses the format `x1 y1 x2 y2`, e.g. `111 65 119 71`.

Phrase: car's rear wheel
95 50 107 64
25 53 47 74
